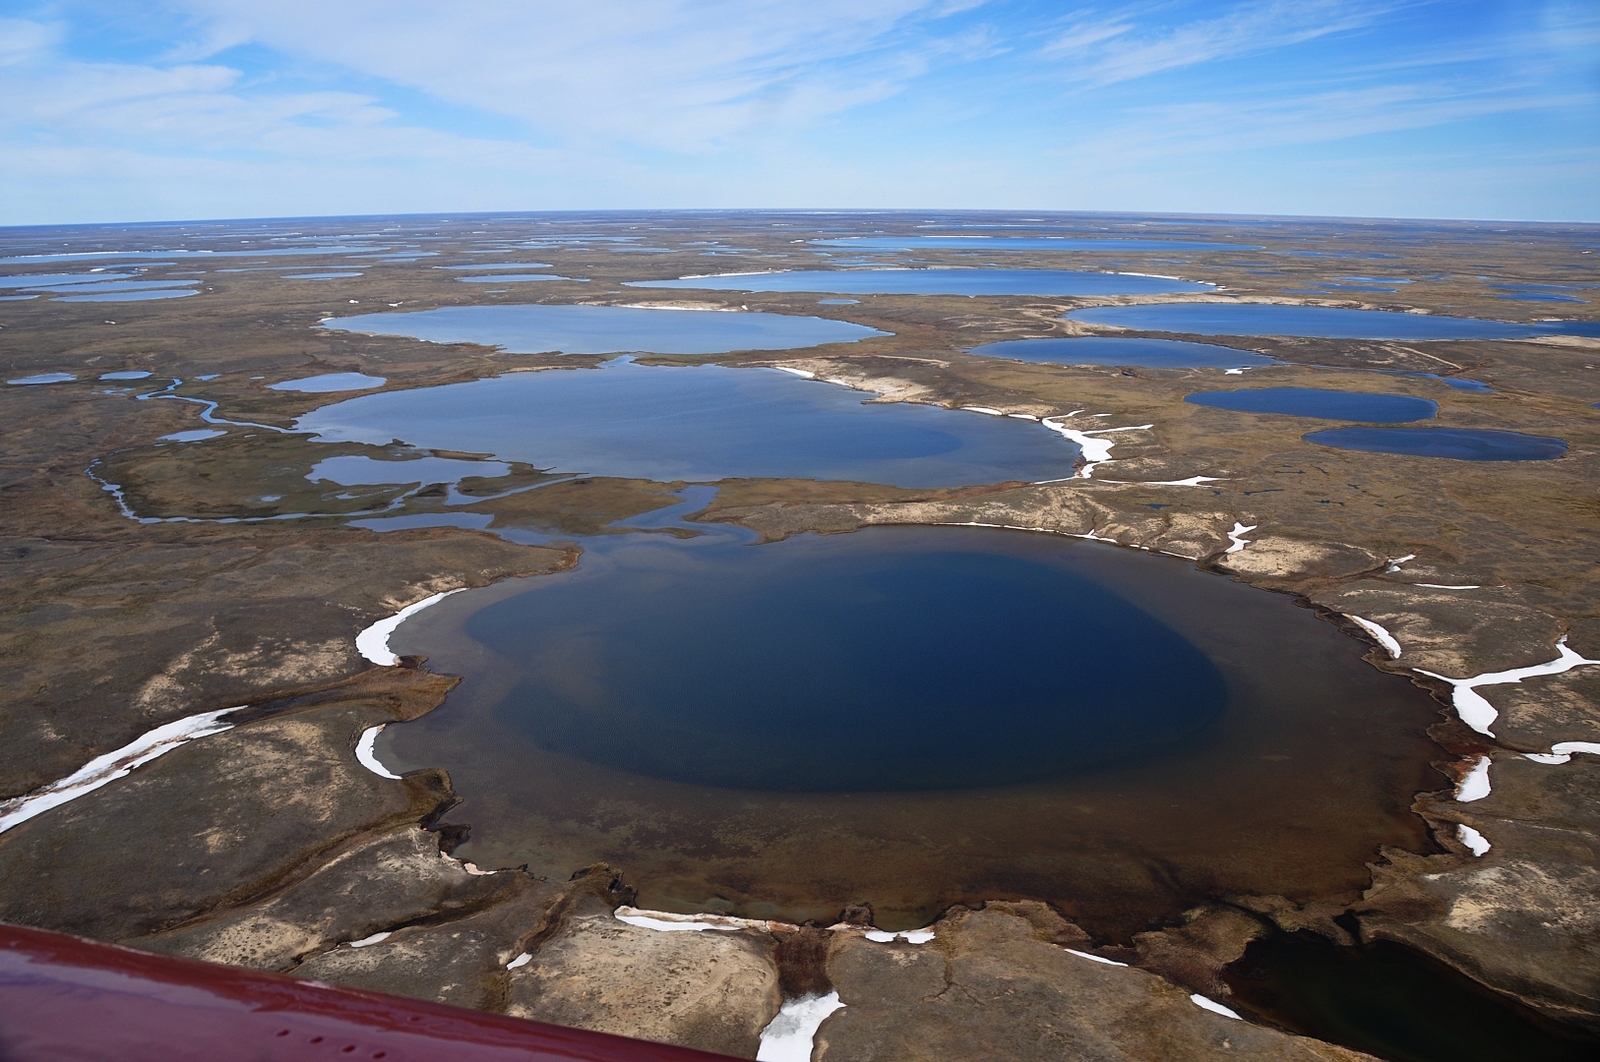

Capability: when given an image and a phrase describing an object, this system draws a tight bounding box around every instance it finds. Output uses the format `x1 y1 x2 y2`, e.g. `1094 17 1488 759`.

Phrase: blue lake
284 272 363 280
268 373 387 393
320 304 888 355
385 524 1442 932
1066 304 1555 340
809 237 1260 252
630 269 1213 297
969 336 1278 370
1186 388 1438 423
456 274 583 283
296 358 1080 488
1305 427 1568 460
55 289 198 303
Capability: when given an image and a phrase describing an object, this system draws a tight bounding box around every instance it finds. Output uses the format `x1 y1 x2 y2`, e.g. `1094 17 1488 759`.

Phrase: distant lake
319 303 888 355
297 358 1079 488
1305 427 1567 460
629 269 1213 297
268 372 386 393
1066 304 1555 340
970 336 1277 370
809 237 1261 252
1185 388 1438 422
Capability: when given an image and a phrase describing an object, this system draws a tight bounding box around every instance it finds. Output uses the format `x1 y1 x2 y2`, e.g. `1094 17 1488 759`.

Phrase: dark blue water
297 358 1079 487
969 336 1278 370
630 269 1212 296
1305 427 1567 460
320 303 889 355
1066 304 1553 340
385 523 1443 933
1186 388 1437 422
464 532 1226 791
809 237 1260 252
1225 938 1599 1062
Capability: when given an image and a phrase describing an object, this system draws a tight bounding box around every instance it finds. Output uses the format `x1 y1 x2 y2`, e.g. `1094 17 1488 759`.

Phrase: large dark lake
297 358 1080 487
385 525 1442 937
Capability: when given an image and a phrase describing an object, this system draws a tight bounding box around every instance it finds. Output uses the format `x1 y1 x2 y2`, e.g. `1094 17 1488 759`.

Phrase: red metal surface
0 922 739 1062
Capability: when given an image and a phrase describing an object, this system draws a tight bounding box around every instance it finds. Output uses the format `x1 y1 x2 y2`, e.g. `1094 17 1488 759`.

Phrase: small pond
1065 304 1557 340
384 524 1443 936
319 304 888 356
1305 427 1567 460
1186 388 1437 422
969 336 1278 370
283 272 363 280
629 269 1213 297
297 358 1079 488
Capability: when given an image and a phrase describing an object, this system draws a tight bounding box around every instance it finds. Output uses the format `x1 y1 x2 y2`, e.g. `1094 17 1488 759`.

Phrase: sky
1 0 1597 224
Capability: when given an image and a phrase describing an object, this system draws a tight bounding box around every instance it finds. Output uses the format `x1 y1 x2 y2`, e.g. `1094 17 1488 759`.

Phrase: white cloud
160 0 983 149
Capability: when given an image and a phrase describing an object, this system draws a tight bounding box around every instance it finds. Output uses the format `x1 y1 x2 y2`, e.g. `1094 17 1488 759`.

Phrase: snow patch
1349 616 1402 659
1385 553 1417 573
1225 522 1257 554
1064 948 1128 967
1416 637 1600 737
1456 755 1491 802
348 931 391 948
757 992 845 1062
1190 994 1242 1019
1458 824 1491 856
1524 741 1600 765
0 706 244 834
356 589 464 666
506 952 533 970
355 724 402 780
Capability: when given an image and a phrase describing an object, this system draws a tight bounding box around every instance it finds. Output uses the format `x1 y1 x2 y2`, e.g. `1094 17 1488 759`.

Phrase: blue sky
1 1 1597 224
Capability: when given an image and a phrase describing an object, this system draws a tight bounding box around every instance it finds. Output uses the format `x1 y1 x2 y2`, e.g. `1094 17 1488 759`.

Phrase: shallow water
297 358 1079 488
308 454 510 486
1066 304 1554 340
386 525 1443 937
629 269 1212 296
1186 388 1437 423
320 303 888 356
267 372 387 393
283 272 363 280
1304 426 1568 460
969 336 1278 370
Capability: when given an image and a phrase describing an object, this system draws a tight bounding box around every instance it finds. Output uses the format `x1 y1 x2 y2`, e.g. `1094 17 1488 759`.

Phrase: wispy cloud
152 0 987 150
1040 1 1401 86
